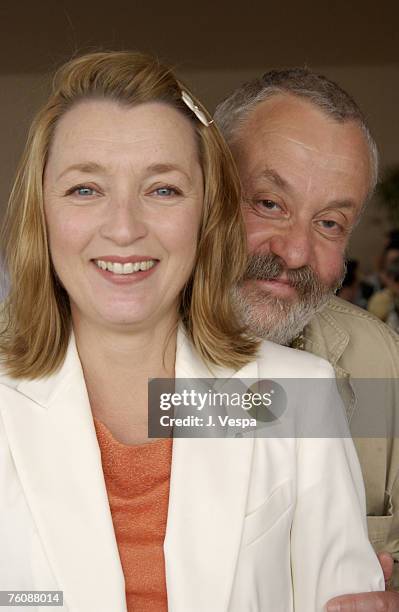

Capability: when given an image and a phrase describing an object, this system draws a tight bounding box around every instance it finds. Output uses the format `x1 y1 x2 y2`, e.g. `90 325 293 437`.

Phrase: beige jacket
300 296 399 587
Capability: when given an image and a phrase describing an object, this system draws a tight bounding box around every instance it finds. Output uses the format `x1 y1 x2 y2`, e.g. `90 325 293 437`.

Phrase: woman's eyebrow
145 163 192 181
56 162 193 182
56 162 106 182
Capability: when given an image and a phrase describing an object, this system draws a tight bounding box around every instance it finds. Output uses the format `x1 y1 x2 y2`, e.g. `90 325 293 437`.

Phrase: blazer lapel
164 330 256 611
0 335 126 611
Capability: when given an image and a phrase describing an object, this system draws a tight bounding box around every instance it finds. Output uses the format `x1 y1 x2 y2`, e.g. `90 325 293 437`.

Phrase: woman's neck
71 313 178 444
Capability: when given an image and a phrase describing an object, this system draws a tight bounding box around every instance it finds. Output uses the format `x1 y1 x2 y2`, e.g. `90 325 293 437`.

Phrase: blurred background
1 0 399 319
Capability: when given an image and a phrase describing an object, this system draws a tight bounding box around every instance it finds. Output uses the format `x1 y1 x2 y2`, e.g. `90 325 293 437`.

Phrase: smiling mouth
93 259 157 275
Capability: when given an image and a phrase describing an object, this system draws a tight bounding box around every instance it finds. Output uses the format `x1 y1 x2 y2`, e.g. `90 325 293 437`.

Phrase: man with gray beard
238 252 345 345
216 69 399 610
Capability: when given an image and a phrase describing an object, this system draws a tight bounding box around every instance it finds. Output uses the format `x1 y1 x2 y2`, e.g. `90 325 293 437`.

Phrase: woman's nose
99 201 148 245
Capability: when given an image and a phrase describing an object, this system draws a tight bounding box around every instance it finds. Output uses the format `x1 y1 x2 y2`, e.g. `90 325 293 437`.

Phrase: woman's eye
67 185 98 197
152 186 180 197
78 187 95 196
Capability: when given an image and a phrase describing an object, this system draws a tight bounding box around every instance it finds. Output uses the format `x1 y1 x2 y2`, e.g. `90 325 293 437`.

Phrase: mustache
244 253 342 297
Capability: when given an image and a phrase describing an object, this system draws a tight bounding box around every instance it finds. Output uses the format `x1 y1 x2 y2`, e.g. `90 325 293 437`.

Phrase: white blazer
0 330 384 612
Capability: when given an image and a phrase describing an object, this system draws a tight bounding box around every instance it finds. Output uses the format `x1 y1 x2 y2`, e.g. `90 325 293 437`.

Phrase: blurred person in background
380 241 399 290
337 259 372 309
368 254 399 333
367 230 399 295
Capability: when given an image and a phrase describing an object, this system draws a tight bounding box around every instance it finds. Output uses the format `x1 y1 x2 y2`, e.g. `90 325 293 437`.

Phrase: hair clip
181 90 214 127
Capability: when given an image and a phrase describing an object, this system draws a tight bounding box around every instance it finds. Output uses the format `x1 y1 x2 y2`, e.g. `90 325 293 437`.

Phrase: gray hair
214 67 379 192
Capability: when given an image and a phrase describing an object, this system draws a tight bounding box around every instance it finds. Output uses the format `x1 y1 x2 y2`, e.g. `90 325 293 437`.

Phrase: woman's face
44 100 204 331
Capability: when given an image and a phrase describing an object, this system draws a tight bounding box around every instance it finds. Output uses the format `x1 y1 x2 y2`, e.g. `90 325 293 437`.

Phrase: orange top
93 417 173 612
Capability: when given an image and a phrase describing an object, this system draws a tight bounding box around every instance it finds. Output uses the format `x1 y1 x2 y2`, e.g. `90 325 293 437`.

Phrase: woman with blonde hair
0 51 383 611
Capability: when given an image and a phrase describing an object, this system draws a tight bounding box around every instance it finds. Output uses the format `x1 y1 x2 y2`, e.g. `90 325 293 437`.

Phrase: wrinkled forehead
45 99 202 176
232 95 372 203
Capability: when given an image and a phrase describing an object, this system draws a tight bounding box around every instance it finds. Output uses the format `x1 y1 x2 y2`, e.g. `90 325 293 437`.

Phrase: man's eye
316 219 347 237
250 199 283 215
319 220 340 230
259 199 281 210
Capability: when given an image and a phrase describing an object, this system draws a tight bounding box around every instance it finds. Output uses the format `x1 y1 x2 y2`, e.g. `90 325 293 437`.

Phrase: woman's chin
95 310 155 329
71 299 177 332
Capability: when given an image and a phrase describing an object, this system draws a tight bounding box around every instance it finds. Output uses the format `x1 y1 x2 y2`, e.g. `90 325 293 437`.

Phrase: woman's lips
92 255 156 264
91 258 159 284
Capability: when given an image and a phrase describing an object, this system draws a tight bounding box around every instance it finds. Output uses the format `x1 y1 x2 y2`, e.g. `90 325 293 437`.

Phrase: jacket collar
1 327 257 612
175 325 259 380
166 327 258 610
14 327 259 406
302 300 350 376
15 332 82 409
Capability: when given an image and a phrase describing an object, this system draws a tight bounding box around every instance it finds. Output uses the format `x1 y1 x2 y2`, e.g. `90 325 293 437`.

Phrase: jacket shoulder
0 360 19 390
321 296 399 345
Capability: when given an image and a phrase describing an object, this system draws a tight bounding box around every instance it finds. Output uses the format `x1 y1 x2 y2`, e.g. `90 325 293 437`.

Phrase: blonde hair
1 51 259 378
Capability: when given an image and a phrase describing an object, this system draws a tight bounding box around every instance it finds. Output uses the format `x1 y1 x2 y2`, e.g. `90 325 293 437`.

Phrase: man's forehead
235 94 371 190
238 93 364 153
243 135 367 179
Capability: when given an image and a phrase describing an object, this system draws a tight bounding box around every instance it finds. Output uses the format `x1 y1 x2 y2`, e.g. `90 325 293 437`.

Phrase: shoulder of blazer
0 361 19 389
256 340 335 379
0 334 83 408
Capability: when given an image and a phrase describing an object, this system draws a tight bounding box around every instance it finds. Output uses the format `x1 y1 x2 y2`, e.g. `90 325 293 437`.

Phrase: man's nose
268 226 312 269
100 200 148 245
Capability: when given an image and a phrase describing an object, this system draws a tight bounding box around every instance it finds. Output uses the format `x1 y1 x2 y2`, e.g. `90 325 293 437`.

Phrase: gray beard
233 254 345 346
232 284 334 345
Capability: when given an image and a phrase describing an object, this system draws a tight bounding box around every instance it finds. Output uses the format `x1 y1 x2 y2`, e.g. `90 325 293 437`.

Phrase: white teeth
94 259 156 275
112 262 123 274
123 263 134 274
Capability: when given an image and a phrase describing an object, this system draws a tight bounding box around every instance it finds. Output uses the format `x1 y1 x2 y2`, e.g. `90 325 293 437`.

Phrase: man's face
231 94 372 344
